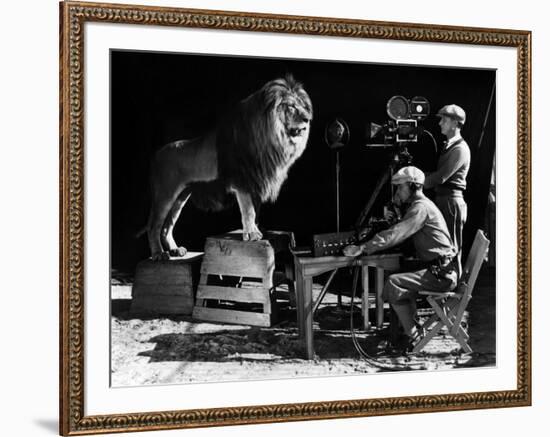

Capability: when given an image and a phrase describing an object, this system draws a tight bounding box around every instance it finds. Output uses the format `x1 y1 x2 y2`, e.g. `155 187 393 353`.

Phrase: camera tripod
355 145 412 230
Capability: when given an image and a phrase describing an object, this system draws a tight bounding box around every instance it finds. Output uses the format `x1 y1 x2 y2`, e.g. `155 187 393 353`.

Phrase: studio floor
110 266 496 387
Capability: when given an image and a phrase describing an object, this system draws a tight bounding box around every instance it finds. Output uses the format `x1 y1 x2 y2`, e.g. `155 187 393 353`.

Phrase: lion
143 75 313 261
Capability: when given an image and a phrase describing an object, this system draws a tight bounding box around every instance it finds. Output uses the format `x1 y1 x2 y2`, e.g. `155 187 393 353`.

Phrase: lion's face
217 75 313 202
281 101 311 138
277 94 312 150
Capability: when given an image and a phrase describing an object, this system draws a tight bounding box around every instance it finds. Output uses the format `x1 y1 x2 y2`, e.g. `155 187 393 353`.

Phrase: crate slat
196 285 270 304
200 256 273 279
192 307 271 327
204 236 274 259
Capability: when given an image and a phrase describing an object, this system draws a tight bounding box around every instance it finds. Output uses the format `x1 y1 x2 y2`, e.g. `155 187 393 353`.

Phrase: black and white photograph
7 0 547 436
110 50 497 387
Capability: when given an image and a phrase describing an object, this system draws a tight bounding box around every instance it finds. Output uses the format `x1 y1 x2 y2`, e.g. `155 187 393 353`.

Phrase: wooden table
293 252 401 360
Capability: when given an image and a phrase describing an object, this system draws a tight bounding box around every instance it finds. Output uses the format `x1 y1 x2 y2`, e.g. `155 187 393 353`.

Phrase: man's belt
441 182 465 190
435 186 465 197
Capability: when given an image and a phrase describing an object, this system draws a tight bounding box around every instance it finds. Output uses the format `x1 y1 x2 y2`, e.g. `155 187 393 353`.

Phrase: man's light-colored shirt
424 137 470 192
364 195 456 262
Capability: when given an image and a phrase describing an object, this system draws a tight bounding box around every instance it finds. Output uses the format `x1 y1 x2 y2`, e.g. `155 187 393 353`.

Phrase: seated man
343 166 458 350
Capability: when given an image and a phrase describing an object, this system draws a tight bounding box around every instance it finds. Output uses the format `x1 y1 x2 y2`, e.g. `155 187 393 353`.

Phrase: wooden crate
192 232 277 327
130 252 203 315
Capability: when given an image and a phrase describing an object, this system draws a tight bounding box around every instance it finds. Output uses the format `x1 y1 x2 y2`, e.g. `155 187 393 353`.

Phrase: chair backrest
449 230 489 336
457 230 490 296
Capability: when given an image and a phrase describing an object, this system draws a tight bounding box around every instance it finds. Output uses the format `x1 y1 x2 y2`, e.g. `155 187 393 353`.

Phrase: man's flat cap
436 104 466 124
391 166 425 185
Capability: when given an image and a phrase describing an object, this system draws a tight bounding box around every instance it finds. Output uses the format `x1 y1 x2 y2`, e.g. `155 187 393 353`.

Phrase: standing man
343 166 458 351
424 104 471 273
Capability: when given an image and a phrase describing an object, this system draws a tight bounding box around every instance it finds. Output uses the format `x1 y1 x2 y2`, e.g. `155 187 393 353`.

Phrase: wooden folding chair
412 230 490 354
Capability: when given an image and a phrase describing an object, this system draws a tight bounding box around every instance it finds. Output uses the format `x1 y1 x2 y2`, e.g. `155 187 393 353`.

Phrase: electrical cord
347 256 414 371
421 128 438 157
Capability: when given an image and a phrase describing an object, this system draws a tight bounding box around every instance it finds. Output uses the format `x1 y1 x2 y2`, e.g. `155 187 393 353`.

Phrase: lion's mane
190 75 313 211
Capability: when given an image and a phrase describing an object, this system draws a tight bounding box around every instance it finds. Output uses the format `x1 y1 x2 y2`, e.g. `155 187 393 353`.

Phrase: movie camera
366 95 430 145
363 95 433 168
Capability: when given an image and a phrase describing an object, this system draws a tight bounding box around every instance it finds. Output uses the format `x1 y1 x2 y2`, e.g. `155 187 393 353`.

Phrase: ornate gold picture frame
59 1 531 434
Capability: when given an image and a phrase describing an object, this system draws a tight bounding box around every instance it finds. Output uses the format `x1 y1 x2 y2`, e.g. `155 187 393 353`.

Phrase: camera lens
387 95 409 120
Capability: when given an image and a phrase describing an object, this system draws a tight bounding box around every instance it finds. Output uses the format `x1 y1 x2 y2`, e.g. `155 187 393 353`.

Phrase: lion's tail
189 181 235 212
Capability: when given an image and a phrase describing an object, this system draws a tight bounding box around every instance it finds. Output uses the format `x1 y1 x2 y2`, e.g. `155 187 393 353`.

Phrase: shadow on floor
113 265 496 370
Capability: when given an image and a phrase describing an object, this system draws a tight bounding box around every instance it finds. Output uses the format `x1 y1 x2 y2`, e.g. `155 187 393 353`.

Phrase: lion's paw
243 230 263 241
151 251 170 261
169 247 188 257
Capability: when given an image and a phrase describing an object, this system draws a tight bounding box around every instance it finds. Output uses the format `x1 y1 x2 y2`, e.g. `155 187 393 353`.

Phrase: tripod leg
355 168 391 228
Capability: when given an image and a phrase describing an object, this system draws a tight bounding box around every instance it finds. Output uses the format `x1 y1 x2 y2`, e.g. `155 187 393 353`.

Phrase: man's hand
343 244 363 257
384 209 397 223
384 203 401 224
357 227 369 240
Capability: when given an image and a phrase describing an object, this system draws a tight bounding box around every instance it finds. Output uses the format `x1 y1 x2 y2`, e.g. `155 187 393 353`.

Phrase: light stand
325 118 350 308
335 149 341 232
325 118 350 233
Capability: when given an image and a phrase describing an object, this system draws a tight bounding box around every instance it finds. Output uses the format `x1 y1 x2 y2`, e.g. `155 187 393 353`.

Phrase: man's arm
361 203 427 254
424 145 469 189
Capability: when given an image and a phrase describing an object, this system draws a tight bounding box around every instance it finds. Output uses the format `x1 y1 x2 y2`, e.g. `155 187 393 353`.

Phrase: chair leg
428 297 455 332
419 312 440 332
415 297 473 354
455 332 473 353
445 305 470 340
412 321 443 353
447 314 470 341
434 301 470 341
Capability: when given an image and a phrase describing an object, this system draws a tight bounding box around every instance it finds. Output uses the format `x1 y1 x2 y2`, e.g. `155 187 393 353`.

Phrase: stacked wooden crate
130 252 203 315
192 232 278 327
